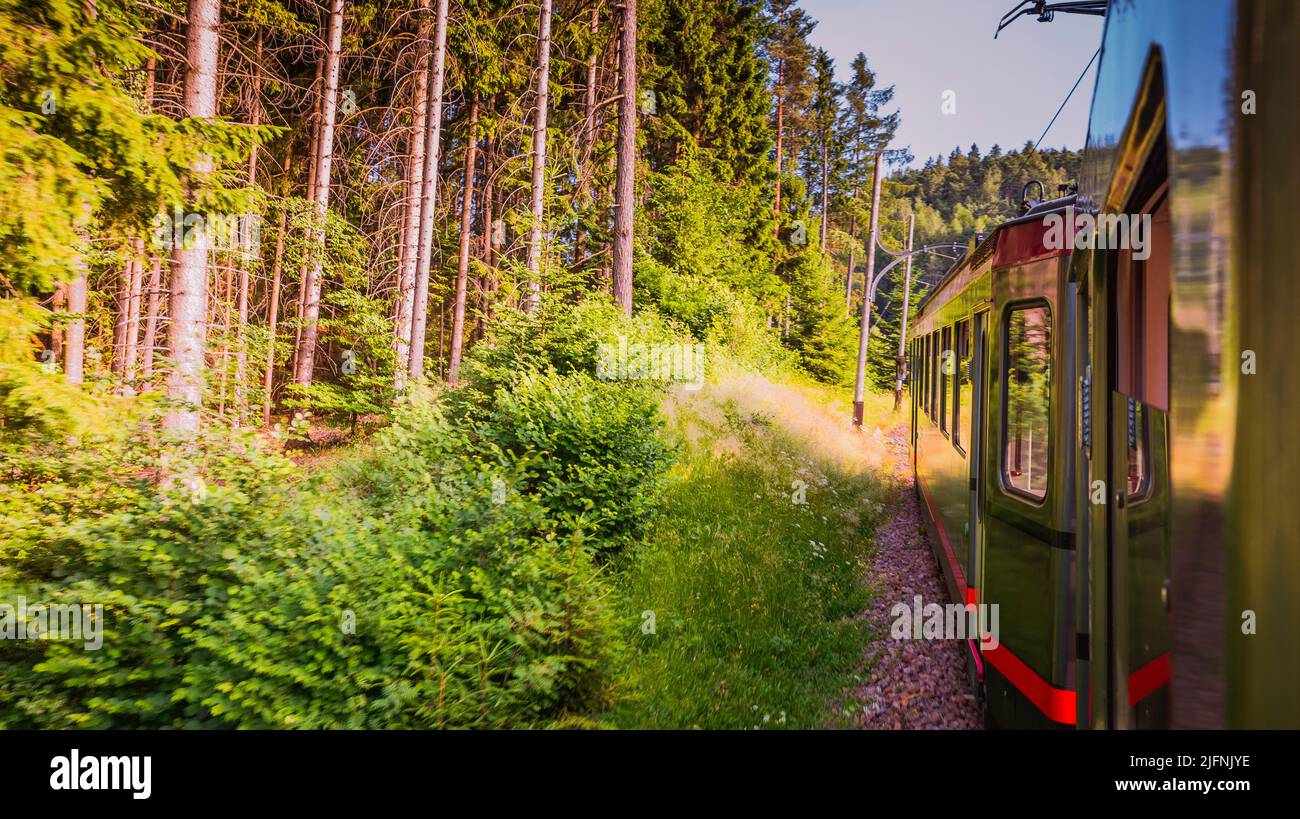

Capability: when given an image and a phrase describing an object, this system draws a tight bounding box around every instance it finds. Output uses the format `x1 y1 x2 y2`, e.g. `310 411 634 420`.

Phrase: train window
922 335 930 418
911 343 917 402
919 337 926 417
928 333 937 419
1003 304 1051 501
954 320 970 454
911 341 918 404
939 326 950 434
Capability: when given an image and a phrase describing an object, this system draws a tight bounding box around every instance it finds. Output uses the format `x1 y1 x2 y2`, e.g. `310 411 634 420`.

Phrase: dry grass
613 364 899 728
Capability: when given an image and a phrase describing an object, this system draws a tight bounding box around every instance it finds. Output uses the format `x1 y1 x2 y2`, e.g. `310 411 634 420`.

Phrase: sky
798 0 1105 169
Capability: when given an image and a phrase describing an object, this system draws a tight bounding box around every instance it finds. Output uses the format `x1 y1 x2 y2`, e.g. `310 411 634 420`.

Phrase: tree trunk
291 58 324 381
51 284 65 361
611 0 636 317
124 245 144 384
235 32 261 423
394 0 430 384
845 210 857 310
141 255 163 381
447 95 478 386
217 249 233 415
164 0 221 435
475 132 496 341
112 256 132 377
523 0 553 313
893 213 915 410
262 202 287 425
294 0 345 386
819 136 829 252
852 151 884 429
407 0 449 381
576 4 600 263
844 139 860 312
64 263 87 386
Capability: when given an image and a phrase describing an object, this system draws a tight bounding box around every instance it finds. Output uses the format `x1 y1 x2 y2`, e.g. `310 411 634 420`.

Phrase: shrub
0 406 626 728
449 296 678 552
475 370 671 552
0 292 674 728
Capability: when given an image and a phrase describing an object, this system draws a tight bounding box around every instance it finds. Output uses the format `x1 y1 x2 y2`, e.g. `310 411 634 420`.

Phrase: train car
908 0 1300 729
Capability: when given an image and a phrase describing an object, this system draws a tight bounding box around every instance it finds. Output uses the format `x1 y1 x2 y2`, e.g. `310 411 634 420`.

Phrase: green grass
610 379 888 729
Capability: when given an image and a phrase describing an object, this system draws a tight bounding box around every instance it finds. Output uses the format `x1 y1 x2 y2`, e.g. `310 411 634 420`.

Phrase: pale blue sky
798 0 1105 168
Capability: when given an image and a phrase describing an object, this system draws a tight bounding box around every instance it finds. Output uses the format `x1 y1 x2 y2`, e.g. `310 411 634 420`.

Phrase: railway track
853 423 981 730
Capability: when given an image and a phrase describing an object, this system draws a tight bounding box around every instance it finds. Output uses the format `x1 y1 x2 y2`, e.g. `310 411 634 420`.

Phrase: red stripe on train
980 632 1171 724
1128 652 1171 707
983 644 1077 725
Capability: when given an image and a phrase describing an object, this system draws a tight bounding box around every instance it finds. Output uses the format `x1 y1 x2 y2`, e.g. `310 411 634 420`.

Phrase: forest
1 0 1079 728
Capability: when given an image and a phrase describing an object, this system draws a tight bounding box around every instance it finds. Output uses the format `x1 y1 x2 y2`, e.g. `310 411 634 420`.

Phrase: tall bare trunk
844 140 860 312
845 211 857 310
611 0 636 316
394 0 430 383
64 263 87 385
407 0 449 380
294 0 345 386
575 4 600 263
262 201 287 425
51 285 65 361
112 256 132 377
291 58 324 380
124 246 144 384
447 95 478 386
217 249 233 414
819 136 829 252
475 135 496 341
141 256 162 381
124 57 155 387
234 32 261 423
164 0 221 435
523 0 553 313
893 212 915 410
852 151 884 429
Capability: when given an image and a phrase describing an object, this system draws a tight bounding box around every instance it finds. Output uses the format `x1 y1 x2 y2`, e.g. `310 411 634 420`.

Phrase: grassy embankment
612 367 896 728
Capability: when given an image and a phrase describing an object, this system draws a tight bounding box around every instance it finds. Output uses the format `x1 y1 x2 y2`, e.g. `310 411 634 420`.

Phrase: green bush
0 292 678 728
0 428 304 727
450 296 678 552
0 405 628 728
476 370 671 552
183 419 622 728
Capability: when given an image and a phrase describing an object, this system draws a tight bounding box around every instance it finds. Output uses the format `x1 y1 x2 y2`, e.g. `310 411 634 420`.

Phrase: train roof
914 193 1076 318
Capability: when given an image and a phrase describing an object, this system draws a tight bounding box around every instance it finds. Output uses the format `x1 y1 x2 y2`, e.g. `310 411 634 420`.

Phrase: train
907 0 1299 729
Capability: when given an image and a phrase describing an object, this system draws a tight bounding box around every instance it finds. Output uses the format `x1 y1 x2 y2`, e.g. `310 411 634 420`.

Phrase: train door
1092 157 1175 728
968 310 990 601
1104 183 1172 729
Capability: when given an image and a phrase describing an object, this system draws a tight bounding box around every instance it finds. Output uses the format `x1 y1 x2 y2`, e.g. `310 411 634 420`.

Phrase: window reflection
1004 306 1051 500
955 320 970 452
